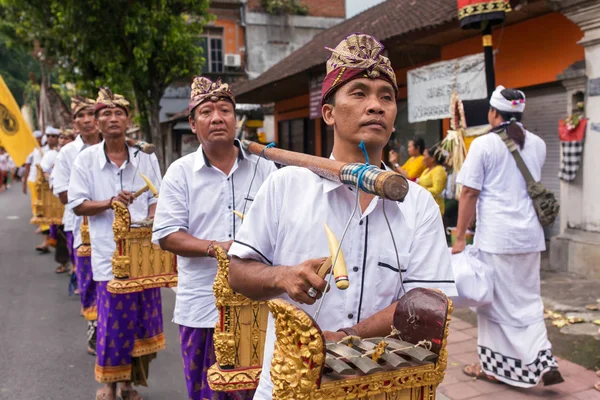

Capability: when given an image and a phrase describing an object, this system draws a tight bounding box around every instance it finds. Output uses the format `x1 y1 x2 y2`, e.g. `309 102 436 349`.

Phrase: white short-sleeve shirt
68 142 162 281
41 148 58 188
0 153 9 171
228 166 457 399
26 146 48 183
53 135 89 240
40 149 58 174
152 141 277 328
456 130 546 254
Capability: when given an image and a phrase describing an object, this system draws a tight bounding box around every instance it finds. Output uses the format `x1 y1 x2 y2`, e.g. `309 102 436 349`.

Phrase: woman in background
389 137 426 181
418 146 447 215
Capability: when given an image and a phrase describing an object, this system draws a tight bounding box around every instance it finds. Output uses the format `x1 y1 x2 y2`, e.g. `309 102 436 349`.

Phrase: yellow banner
0 74 38 166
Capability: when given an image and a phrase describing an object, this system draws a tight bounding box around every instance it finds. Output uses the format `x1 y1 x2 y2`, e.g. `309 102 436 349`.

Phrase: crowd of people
10 32 572 399
389 137 457 238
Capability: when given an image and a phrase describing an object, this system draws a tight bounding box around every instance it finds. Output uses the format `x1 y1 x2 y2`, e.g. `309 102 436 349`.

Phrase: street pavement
438 315 600 400
0 185 186 400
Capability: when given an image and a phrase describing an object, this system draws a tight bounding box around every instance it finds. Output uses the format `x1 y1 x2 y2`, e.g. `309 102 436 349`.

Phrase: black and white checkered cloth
558 141 583 182
478 346 558 385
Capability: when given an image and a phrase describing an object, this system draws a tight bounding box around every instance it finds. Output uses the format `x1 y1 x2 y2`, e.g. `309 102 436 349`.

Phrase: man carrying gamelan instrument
228 33 457 400
53 96 102 354
40 126 72 274
152 76 277 400
68 88 164 400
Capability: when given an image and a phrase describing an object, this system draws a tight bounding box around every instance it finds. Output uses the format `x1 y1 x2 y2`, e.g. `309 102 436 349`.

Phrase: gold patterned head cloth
71 95 96 118
59 127 76 140
321 33 398 103
94 87 130 115
188 77 235 113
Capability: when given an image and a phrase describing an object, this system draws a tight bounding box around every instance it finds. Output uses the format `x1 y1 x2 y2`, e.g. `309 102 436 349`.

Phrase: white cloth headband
45 126 60 135
489 85 526 113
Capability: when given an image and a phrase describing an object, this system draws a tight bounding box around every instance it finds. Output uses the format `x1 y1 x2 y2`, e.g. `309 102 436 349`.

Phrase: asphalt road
0 185 186 399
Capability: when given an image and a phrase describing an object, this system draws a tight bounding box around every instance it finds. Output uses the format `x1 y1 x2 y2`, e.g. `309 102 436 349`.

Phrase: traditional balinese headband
490 85 526 113
71 95 96 117
45 126 61 136
188 77 235 113
321 33 398 104
94 87 130 114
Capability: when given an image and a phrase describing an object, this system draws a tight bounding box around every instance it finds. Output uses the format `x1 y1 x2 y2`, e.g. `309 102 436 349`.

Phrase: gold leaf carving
268 297 453 399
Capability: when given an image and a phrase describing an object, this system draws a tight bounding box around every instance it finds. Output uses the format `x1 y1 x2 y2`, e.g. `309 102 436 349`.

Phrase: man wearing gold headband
53 95 102 355
152 76 276 400
68 88 164 400
227 33 456 399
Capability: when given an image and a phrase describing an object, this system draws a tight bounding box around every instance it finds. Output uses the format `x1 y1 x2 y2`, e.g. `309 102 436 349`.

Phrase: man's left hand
323 330 347 342
451 237 466 254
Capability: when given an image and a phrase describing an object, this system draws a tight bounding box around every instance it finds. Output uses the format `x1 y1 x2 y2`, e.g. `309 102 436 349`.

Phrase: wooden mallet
132 173 158 199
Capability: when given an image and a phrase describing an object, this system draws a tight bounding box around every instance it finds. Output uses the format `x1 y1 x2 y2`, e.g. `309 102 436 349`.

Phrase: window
277 118 316 154
210 38 223 73
198 32 224 73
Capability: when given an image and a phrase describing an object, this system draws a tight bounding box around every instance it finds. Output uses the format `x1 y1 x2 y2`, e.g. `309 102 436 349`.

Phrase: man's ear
322 103 335 126
188 114 197 134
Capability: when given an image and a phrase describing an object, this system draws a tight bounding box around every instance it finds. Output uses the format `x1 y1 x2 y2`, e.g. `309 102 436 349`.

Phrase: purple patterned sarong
49 224 58 240
179 326 253 400
95 282 165 384
65 231 75 266
75 254 97 320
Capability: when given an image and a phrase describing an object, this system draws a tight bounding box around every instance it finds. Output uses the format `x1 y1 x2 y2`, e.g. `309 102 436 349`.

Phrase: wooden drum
107 201 177 294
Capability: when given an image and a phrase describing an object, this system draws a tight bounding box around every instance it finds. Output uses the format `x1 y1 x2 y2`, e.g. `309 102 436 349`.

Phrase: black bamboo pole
482 21 495 99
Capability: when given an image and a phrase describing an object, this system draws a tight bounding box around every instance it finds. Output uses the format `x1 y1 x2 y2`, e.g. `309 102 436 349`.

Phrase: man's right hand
207 240 234 257
115 190 134 205
276 257 328 305
22 181 27 195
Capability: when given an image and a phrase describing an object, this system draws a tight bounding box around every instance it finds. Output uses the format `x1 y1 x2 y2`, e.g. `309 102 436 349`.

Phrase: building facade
159 0 345 165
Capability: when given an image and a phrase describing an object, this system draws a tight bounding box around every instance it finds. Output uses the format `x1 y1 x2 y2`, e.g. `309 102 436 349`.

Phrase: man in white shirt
23 130 51 252
152 76 276 400
40 126 60 178
227 33 457 400
452 86 562 387
38 126 72 273
53 96 102 354
68 88 164 400
0 147 9 191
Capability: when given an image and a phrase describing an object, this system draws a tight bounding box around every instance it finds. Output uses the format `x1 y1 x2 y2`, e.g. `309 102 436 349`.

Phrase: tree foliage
0 32 41 106
0 0 212 164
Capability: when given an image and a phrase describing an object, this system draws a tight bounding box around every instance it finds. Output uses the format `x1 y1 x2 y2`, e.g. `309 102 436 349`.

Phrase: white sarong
450 247 558 387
